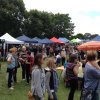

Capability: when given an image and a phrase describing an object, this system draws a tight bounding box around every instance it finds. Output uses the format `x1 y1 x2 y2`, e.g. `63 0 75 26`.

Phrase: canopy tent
59 37 69 43
91 35 100 41
80 39 90 42
32 37 42 43
77 41 100 51
50 37 64 44
16 35 37 43
76 38 82 42
0 33 24 44
71 38 82 43
71 39 77 43
41 38 54 44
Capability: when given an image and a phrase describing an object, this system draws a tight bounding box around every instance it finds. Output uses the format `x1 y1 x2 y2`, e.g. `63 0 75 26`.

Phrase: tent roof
71 39 77 43
71 38 82 43
50 37 64 44
16 35 37 43
92 35 100 41
41 38 54 44
32 37 42 43
76 38 82 42
0 33 24 44
59 37 69 43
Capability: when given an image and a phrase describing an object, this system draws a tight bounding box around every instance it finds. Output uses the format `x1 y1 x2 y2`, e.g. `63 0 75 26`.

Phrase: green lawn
0 62 81 100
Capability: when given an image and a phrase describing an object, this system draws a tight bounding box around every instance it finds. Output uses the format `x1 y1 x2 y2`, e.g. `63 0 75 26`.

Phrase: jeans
13 67 17 82
8 68 14 88
68 79 78 100
48 92 58 100
21 64 26 79
62 57 65 65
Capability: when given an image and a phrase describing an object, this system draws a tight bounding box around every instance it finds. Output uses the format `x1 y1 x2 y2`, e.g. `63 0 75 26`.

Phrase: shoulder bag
80 81 99 100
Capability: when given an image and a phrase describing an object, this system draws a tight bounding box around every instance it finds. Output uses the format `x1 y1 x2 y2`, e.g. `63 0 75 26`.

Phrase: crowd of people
5 44 100 100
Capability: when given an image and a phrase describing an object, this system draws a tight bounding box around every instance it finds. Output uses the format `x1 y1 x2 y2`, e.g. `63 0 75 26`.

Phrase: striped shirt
20 51 27 64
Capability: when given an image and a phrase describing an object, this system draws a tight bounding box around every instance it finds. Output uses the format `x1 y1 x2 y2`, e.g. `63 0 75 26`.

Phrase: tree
75 33 85 39
0 0 26 37
24 10 43 38
25 10 75 38
90 34 99 39
84 33 92 40
52 13 74 38
0 0 75 38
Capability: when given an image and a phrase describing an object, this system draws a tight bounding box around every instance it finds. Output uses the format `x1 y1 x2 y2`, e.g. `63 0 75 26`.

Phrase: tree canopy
0 0 75 38
0 0 25 37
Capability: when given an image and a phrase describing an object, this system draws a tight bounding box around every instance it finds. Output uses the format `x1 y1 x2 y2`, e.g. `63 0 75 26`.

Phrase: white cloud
72 14 100 35
23 0 100 35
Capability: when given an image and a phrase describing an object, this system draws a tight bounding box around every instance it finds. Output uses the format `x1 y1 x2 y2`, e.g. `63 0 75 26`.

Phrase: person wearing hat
6 47 16 90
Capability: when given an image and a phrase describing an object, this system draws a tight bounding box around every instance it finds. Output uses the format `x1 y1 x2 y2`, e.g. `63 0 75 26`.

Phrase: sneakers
22 79 25 81
9 87 14 90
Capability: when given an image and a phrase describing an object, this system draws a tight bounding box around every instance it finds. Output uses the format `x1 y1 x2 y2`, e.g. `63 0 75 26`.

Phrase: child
45 58 59 100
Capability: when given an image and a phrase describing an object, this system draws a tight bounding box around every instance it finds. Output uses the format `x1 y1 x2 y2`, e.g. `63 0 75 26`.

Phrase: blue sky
80 11 100 18
23 0 100 35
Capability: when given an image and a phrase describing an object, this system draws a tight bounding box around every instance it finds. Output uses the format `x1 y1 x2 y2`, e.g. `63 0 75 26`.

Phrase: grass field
0 62 81 100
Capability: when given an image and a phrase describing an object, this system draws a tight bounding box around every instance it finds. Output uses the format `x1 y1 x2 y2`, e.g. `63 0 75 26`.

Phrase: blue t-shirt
7 54 15 69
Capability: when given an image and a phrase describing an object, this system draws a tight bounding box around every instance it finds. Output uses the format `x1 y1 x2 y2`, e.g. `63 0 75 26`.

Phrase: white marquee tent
76 38 82 42
0 33 24 44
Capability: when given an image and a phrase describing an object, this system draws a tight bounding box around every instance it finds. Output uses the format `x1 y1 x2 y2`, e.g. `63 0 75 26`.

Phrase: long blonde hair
47 58 56 68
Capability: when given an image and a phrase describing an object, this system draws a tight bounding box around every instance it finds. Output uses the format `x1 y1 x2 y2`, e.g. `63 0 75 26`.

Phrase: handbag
80 88 95 100
28 91 35 100
80 81 99 100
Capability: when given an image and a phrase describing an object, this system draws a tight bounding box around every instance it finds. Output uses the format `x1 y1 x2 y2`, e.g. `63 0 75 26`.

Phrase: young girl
45 58 59 100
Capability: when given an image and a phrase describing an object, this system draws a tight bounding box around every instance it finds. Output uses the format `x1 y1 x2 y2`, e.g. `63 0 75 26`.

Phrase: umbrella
77 41 100 51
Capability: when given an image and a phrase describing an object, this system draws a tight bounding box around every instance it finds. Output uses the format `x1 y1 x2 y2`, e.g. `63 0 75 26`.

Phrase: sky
23 0 100 35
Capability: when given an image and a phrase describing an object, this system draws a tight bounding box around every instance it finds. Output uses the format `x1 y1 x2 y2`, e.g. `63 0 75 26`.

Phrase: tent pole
7 44 8 53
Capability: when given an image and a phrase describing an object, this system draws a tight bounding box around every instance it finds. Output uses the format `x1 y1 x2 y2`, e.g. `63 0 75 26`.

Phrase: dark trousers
13 67 17 82
26 65 30 83
48 92 58 100
68 79 78 100
8 68 14 88
21 64 26 79
34 95 41 100
62 57 65 65
47 51 50 56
